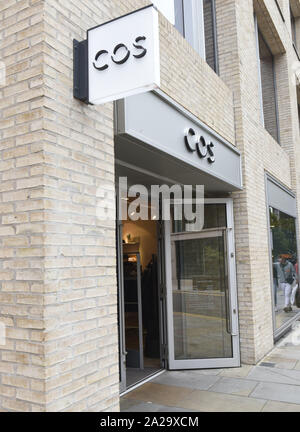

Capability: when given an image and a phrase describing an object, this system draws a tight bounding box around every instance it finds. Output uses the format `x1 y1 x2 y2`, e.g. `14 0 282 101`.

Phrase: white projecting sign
87 5 160 105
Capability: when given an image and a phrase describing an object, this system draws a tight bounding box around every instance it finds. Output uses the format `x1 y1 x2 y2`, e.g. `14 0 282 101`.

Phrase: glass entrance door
165 199 240 369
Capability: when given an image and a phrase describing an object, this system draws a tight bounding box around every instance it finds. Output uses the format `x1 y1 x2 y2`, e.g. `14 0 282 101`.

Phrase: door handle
223 229 233 336
230 309 238 336
224 283 233 336
225 287 238 336
223 229 238 337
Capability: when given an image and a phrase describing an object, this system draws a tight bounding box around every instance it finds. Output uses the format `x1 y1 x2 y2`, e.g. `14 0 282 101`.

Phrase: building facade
0 0 300 412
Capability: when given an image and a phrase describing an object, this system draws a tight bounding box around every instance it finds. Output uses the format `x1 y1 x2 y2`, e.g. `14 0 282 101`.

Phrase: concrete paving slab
157 406 198 412
262 401 300 412
219 365 253 378
152 371 220 390
120 398 141 412
263 355 298 370
272 348 300 361
251 382 300 405
209 377 259 397
247 365 300 385
120 324 300 412
122 401 165 412
185 369 223 376
125 383 194 407
179 390 266 412
121 398 198 412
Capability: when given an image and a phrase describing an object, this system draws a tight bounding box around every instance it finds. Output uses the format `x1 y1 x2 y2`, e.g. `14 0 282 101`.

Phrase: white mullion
183 0 206 60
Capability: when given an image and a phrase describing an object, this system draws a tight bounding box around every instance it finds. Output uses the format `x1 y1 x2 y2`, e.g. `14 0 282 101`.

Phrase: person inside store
277 254 296 313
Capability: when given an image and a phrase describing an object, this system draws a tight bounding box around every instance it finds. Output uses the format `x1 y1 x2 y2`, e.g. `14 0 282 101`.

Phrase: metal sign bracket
73 39 89 104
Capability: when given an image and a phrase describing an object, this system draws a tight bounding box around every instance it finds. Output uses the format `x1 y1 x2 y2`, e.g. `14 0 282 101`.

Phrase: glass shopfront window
270 207 300 331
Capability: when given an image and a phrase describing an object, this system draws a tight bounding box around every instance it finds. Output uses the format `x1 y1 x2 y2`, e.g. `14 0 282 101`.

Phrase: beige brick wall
216 0 300 363
0 0 124 412
159 16 235 145
40 0 121 412
0 0 47 412
1 0 300 412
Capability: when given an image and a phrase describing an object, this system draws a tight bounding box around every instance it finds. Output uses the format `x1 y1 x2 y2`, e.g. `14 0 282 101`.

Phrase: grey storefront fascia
114 89 243 193
265 173 300 339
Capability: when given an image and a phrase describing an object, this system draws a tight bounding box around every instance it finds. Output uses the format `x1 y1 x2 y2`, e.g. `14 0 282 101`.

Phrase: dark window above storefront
255 17 280 144
153 0 219 73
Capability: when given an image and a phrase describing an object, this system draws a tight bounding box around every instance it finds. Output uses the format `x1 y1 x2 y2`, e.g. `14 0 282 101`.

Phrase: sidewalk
121 322 300 412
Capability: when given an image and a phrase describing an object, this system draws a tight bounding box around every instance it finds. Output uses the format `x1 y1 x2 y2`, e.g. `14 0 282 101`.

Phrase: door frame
117 208 127 392
164 198 240 370
117 196 167 393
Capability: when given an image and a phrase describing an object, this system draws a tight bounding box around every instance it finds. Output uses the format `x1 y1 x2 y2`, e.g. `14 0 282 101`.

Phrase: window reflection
270 207 300 330
172 204 227 233
171 231 233 360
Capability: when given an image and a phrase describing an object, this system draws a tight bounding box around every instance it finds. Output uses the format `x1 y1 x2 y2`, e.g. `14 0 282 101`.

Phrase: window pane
270 207 300 330
174 0 184 36
258 33 279 142
171 232 233 360
203 0 217 72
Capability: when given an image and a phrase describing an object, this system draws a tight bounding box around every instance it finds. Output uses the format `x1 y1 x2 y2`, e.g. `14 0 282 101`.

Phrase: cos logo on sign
185 128 216 164
93 36 147 71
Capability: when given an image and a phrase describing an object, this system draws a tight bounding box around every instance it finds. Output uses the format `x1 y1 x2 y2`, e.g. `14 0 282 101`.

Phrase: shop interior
121 215 163 389
115 162 239 389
